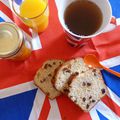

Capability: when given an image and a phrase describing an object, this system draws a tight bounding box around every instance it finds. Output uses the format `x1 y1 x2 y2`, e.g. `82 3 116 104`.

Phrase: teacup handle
102 17 117 33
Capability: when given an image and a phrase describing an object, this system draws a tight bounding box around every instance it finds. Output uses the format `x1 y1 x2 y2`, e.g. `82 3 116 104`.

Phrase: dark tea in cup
64 0 103 36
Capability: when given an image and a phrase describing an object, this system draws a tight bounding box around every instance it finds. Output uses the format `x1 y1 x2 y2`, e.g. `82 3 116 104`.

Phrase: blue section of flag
0 89 37 120
109 0 120 18
102 65 120 98
15 0 22 5
0 17 5 22
97 111 109 120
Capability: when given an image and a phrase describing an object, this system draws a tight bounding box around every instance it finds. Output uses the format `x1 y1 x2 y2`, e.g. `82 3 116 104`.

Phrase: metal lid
0 22 23 58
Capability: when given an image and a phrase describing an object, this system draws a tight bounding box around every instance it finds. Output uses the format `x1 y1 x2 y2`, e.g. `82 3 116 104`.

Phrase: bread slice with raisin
68 69 107 112
54 58 89 93
34 60 64 99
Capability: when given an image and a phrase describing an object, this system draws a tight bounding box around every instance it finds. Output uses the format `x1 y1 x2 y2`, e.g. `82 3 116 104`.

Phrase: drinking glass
12 0 49 33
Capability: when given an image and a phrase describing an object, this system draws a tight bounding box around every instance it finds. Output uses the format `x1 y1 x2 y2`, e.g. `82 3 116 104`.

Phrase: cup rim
12 0 48 20
58 0 112 39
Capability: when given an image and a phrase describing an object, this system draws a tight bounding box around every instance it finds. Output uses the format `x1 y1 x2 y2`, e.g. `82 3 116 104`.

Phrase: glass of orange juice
12 0 49 33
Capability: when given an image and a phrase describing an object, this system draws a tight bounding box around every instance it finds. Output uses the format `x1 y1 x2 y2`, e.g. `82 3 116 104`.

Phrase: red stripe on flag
102 95 120 117
39 96 50 120
0 2 13 20
0 2 32 36
0 55 45 89
92 25 120 61
57 95 92 120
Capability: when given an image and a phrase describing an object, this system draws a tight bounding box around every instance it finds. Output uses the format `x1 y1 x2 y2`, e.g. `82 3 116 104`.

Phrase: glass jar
0 22 32 61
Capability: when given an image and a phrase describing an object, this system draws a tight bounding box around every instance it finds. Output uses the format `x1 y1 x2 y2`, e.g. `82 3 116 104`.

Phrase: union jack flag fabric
0 0 120 120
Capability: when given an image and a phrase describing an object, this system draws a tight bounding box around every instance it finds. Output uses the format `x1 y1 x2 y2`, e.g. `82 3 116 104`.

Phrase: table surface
0 0 120 120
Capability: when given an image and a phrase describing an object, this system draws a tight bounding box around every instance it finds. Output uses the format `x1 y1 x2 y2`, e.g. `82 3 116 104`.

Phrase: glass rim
11 0 48 20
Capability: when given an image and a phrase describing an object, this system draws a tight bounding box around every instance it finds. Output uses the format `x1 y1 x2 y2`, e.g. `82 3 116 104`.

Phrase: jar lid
0 22 23 58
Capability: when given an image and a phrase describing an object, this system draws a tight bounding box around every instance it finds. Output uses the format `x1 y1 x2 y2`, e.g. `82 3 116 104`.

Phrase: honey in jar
0 22 32 61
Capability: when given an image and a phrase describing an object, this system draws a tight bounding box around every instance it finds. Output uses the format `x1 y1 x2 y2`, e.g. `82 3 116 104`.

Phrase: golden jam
0 22 32 61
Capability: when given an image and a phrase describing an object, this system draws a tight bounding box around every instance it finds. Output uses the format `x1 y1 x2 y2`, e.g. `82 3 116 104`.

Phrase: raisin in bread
68 69 107 112
34 60 64 99
55 58 89 93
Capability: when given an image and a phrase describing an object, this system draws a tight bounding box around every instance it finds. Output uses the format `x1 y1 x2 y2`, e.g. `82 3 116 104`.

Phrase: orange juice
20 0 49 32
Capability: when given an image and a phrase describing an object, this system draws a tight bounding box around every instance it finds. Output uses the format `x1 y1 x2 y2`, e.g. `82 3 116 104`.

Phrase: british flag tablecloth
0 0 120 120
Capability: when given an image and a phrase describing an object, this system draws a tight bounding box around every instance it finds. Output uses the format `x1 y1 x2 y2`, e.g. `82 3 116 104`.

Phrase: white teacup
58 0 116 47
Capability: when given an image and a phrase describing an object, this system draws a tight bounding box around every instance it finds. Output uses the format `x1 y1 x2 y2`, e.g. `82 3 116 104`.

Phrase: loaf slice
55 58 89 93
34 60 64 99
68 69 107 112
